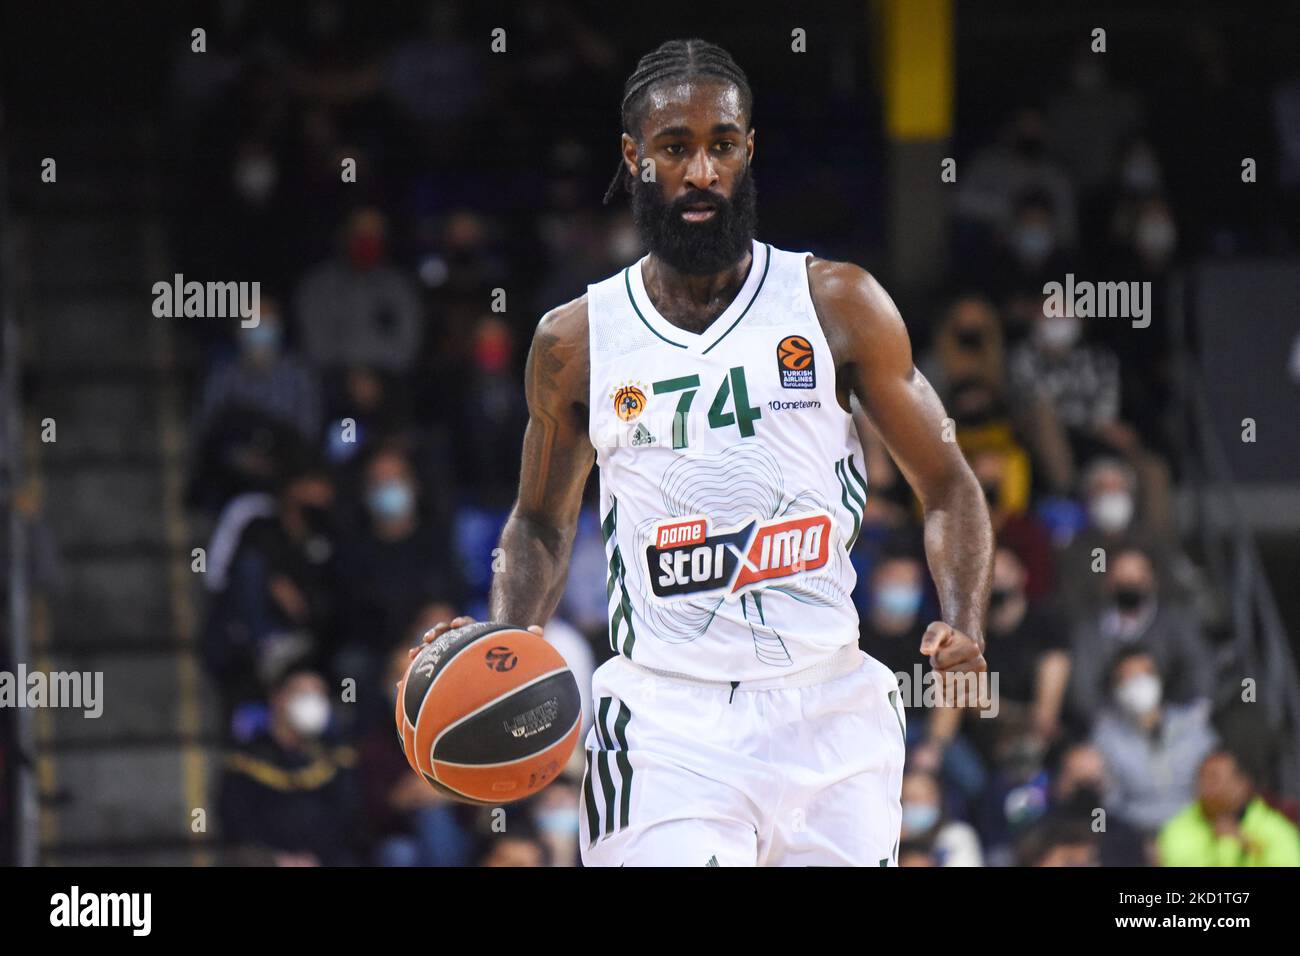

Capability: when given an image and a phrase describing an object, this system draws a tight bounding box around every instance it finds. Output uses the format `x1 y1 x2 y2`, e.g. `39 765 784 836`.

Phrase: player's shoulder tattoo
528 294 590 405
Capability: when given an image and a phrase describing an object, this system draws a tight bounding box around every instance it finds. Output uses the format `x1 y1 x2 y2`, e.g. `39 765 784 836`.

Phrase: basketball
396 621 582 804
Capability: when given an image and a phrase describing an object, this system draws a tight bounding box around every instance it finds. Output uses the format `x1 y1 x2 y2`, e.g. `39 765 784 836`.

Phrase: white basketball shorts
578 643 906 866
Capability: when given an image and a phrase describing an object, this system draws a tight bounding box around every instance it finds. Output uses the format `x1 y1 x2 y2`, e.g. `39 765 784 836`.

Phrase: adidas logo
705 855 719 867
630 423 656 447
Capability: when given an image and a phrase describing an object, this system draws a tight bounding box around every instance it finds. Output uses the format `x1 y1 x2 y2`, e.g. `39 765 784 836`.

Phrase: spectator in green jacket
1158 749 1300 866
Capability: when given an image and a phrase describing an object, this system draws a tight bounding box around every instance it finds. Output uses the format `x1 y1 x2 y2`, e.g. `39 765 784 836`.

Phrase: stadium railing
1171 270 1300 800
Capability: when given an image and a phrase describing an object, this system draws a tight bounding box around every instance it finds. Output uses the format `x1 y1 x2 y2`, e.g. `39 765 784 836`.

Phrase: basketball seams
410 630 509 764
429 665 574 756
432 711 582 769
434 722 582 801
421 771 497 805
406 623 513 718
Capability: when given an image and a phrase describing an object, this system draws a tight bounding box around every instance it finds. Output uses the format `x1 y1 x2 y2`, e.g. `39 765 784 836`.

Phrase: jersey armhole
796 252 853 415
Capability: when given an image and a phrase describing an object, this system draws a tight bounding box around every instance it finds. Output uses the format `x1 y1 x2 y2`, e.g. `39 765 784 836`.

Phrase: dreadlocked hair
602 38 753 205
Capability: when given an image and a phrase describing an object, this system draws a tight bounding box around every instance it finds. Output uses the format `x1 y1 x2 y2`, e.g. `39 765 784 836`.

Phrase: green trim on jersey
835 459 862 550
624 268 688 349
621 243 773 354
845 453 869 504
602 497 637 659
700 243 773 355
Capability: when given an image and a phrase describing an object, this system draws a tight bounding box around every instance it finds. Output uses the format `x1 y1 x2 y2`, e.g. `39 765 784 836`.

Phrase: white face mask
1090 491 1135 533
1036 314 1081 350
1117 673 1161 718
286 692 331 737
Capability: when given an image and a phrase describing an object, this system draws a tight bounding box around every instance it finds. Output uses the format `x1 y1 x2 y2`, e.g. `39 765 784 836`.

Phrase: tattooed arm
486 297 595 627
809 260 992 674
418 298 593 650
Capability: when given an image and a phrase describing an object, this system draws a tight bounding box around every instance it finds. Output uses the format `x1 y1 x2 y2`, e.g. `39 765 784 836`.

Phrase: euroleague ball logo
611 383 648 422
776 335 816 389
485 646 518 672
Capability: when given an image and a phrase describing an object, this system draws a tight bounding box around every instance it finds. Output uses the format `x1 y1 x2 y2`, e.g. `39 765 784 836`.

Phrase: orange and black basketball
777 334 814 370
396 621 581 804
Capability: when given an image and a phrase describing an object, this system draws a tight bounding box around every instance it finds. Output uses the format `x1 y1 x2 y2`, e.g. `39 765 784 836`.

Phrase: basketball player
420 38 992 866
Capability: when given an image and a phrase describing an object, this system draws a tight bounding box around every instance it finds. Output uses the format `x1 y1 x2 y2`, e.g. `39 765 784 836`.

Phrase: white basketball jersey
585 239 869 682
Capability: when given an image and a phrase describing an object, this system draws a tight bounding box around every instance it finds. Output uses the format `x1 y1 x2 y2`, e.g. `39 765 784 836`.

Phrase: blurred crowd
164 3 1300 866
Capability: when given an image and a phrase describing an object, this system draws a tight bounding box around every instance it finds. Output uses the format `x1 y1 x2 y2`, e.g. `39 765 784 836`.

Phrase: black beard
630 165 757 276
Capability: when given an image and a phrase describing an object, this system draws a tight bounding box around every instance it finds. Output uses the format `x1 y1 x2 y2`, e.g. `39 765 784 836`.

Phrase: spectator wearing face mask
335 443 464 680
201 453 341 727
1091 648 1218 836
1058 457 1142 614
1008 301 1120 462
1158 749 1300 867
994 191 1077 308
951 109 1080 284
1108 190 1182 459
294 206 423 376
1046 742 1147 866
1059 458 1199 619
218 663 360 866
1008 304 1174 539
528 772 584 867
918 295 1006 399
1067 545 1214 726
858 552 930 678
188 301 326 513
861 548 988 815
448 315 530 509
195 300 324 449
899 770 983 866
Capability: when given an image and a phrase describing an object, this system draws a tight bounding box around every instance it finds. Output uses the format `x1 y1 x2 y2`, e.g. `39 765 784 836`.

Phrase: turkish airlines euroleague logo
646 511 832 599
777 334 816 389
